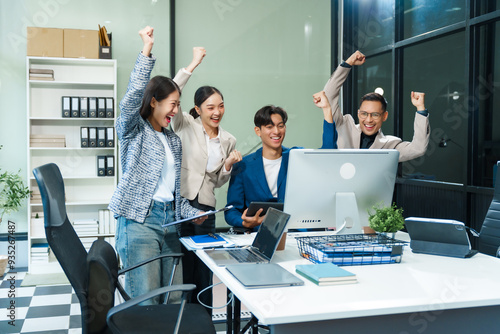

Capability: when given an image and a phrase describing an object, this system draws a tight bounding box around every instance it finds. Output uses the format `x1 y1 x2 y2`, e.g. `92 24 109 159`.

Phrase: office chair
478 162 500 257
33 163 215 334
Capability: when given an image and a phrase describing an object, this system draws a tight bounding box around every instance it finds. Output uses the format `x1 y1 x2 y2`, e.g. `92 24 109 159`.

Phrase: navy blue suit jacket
224 146 293 229
224 120 338 230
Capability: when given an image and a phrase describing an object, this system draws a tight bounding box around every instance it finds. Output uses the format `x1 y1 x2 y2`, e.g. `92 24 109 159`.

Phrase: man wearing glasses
318 50 429 162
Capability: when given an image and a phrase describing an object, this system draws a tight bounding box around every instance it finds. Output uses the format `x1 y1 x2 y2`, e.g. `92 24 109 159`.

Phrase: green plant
0 145 31 222
368 203 405 233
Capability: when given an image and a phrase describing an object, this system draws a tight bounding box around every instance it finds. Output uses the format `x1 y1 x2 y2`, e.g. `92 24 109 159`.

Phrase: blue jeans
115 200 182 305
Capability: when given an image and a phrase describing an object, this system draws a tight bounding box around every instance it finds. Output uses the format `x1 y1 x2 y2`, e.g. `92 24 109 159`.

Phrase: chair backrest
478 162 500 256
32 163 92 332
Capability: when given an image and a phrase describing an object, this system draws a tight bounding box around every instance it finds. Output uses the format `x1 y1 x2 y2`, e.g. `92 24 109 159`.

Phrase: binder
80 127 89 148
89 127 97 147
71 97 79 117
97 127 106 147
97 97 106 118
106 127 114 147
89 97 97 118
106 155 114 176
105 97 114 118
62 96 71 117
79 97 88 117
97 156 106 177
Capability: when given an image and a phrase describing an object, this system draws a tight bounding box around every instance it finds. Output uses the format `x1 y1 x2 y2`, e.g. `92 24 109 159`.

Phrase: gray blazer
171 69 236 207
324 65 430 162
108 52 198 225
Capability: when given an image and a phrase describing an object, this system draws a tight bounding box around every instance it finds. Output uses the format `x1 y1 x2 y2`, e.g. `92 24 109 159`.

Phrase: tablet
161 205 233 227
246 202 284 217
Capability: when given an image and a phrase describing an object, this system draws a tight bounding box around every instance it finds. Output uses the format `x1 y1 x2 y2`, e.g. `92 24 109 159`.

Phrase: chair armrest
118 252 184 275
106 284 196 332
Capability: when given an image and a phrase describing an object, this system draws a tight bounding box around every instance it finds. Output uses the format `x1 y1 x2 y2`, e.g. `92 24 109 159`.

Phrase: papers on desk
181 234 234 249
295 263 357 286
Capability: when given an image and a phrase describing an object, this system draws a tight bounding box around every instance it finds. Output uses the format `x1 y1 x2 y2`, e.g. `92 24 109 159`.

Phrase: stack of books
295 263 358 286
73 219 99 251
30 187 42 204
30 134 66 148
30 211 45 238
31 243 50 264
29 68 54 81
98 209 116 235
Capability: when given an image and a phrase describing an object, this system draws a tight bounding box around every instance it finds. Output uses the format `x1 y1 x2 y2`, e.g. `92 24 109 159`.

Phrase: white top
203 127 225 173
263 156 282 198
152 131 175 202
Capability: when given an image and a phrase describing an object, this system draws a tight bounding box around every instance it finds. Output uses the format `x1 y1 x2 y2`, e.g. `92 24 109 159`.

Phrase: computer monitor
283 149 399 234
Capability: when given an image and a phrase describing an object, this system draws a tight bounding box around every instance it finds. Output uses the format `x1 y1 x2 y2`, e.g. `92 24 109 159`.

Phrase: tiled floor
0 269 254 333
0 269 81 334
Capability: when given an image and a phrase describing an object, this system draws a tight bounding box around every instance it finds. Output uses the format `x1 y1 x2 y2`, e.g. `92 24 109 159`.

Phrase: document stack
31 243 50 264
29 68 54 81
98 209 117 248
73 219 99 251
30 212 45 239
30 187 42 204
30 134 66 148
295 263 357 286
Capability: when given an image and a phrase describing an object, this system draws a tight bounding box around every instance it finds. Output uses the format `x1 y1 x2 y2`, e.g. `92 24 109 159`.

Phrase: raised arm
394 91 430 162
313 90 338 149
323 50 366 126
171 47 206 132
116 26 156 139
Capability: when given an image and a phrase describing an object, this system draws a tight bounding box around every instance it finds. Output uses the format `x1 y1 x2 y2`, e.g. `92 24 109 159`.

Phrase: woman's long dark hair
189 86 223 119
139 75 181 119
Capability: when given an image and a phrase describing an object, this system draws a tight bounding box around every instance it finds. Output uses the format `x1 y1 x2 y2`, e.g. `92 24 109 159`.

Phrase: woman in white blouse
171 47 241 312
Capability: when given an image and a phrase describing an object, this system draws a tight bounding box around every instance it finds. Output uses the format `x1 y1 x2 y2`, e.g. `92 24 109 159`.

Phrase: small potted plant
368 203 405 239
0 145 31 276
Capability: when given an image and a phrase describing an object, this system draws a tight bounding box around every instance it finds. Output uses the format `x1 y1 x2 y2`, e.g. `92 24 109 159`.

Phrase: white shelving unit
27 56 117 273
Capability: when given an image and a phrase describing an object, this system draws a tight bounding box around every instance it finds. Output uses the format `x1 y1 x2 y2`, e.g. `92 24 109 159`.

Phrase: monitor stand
335 192 362 235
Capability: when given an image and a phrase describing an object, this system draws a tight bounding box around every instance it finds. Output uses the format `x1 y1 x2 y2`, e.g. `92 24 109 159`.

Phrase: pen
201 245 225 250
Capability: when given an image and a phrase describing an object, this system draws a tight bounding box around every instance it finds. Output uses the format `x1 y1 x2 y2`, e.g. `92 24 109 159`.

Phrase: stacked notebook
295 263 357 286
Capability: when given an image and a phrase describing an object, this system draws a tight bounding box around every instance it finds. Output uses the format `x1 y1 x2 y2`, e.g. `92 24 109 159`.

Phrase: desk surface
196 231 500 326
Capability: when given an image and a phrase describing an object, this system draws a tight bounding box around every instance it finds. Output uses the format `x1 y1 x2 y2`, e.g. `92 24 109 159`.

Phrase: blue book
189 234 228 247
295 263 357 284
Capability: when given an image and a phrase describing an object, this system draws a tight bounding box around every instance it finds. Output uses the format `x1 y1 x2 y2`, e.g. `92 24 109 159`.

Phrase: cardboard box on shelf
63 29 99 59
27 27 63 57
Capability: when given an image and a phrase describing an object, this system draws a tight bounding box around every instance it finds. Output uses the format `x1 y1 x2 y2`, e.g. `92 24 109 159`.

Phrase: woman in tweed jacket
109 26 205 304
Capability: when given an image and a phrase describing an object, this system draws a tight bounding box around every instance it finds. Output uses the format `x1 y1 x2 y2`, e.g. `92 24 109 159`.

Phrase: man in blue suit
225 91 337 231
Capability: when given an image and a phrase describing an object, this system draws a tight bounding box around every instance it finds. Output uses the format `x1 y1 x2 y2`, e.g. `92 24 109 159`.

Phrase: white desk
196 232 500 334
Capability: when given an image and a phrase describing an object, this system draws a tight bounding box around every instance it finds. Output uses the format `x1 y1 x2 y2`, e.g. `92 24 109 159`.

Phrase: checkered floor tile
0 269 258 333
0 269 81 334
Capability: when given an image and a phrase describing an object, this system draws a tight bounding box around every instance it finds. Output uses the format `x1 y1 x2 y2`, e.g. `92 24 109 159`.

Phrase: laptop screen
252 208 290 260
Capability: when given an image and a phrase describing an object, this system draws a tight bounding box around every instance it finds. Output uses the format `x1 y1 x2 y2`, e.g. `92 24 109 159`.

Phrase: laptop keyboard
227 249 266 263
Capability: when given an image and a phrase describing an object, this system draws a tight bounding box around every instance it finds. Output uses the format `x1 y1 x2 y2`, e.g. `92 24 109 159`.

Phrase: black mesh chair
33 163 215 334
478 163 500 257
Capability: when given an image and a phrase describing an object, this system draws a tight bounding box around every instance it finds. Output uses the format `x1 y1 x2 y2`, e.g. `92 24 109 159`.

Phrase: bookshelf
26 56 118 273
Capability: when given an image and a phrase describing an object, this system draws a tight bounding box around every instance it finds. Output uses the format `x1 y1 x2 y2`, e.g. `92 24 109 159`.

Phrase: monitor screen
283 149 399 234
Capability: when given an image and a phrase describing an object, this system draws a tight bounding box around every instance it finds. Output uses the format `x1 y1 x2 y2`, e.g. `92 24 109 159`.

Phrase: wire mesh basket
295 234 407 266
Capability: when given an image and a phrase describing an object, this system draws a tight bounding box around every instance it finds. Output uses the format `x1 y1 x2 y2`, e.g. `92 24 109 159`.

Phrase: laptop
205 207 290 266
225 263 304 288
405 217 478 258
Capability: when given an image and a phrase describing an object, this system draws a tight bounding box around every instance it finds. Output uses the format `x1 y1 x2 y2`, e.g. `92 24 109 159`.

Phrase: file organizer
295 234 407 266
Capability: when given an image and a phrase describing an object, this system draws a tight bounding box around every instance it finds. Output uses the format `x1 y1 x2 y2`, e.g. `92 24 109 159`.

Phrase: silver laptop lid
251 207 290 261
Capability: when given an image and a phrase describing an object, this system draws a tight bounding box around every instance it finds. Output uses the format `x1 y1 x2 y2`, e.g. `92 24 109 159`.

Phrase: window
477 21 500 187
355 0 394 52
401 32 466 182
403 0 466 39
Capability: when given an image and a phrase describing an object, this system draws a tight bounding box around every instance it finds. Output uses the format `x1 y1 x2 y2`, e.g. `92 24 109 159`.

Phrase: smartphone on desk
246 202 284 217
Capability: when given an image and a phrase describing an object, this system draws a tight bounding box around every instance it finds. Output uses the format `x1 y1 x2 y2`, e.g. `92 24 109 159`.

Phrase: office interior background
0 0 499 252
